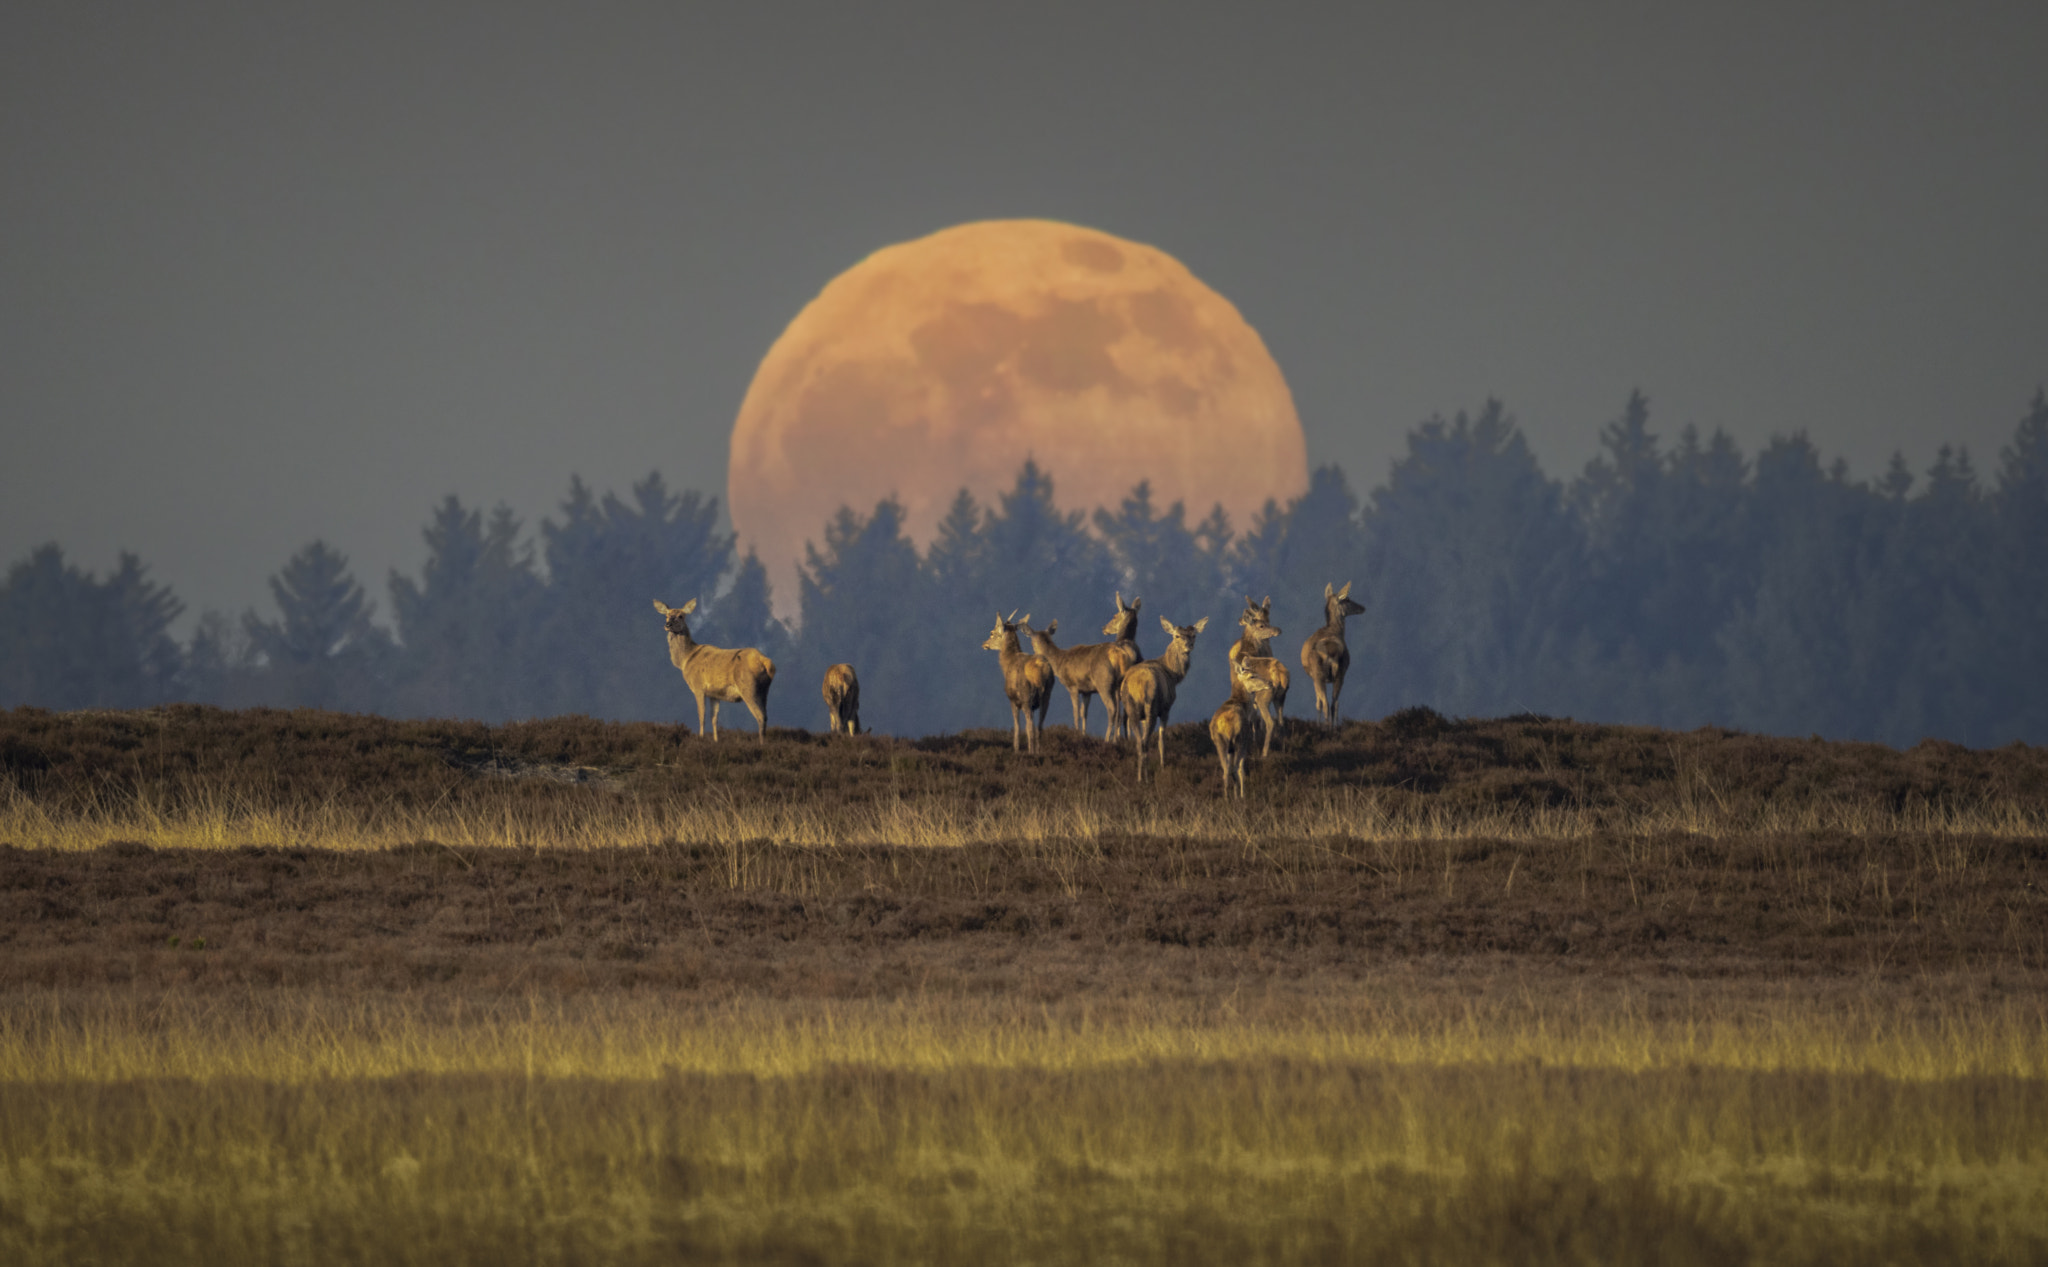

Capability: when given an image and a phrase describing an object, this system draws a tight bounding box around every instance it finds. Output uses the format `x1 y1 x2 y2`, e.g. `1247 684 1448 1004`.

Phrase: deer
652 599 775 741
1230 596 1290 756
1020 618 1124 740
821 663 861 735
983 611 1055 754
1210 654 1276 799
1099 592 1144 740
1302 581 1367 726
1118 615 1207 782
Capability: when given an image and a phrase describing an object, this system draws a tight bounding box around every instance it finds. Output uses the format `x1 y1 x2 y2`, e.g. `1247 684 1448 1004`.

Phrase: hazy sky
4 2 2044 629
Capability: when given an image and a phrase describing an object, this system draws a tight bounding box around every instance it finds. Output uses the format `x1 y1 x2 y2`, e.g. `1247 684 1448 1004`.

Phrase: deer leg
696 693 710 742
748 698 767 740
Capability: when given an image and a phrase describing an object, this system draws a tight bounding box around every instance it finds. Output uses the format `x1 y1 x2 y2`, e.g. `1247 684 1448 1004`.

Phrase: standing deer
1302 582 1367 726
1118 615 1207 782
983 611 1055 753
1020 618 1124 740
653 599 775 741
1210 655 1276 799
1099 592 1144 740
821 663 861 735
1230 596 1290 756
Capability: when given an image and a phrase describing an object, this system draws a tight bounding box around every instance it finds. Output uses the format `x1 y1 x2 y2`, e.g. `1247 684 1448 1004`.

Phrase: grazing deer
1301 582 1367 726
652 599 775 741
1118 615 1207 782
983 611 1055 754
1210 655 1275 799
821 663 861 735
1099 592 1144 740
1020 618 1124 740
1230 596 1290 756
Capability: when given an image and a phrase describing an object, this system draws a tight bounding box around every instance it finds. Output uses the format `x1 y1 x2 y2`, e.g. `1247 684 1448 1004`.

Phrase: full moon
728 219 1309 617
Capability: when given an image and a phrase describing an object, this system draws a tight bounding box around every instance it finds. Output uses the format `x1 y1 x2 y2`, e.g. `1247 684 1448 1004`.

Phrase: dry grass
2 990 2045 1265
4 706 2048 1263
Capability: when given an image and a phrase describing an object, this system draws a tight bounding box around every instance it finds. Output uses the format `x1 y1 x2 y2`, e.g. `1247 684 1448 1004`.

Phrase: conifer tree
797 498 928 733
388 497 542 720
1359 402 1581 719
244 541 392 711
535 472 732 720
0 545 184 709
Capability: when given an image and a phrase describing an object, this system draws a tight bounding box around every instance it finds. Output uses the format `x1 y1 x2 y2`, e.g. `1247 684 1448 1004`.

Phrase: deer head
1102 592 1142 639
1240 611 1281 645
1324 582 1365 623
983 610 1029 653
1158 614 1208 653
653 598 699 637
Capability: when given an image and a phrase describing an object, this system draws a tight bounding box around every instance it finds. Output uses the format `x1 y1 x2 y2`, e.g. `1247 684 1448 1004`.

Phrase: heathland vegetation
6 392 2048 746
3 706 2047 1261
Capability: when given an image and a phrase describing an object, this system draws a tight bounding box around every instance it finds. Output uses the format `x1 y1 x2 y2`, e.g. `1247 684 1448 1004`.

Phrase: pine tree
797 498 928 734
534 472 733 720
0 545 184 709
388 497 543 719
1359 402 1581 719
244 541 392 711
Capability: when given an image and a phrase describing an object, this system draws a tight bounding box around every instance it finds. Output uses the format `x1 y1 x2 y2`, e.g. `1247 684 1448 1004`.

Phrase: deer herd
653 583 1367 796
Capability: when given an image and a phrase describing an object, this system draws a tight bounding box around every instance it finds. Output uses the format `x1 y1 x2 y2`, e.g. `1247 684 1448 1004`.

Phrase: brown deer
1301 582 1366 726
1118 615 1207 782
1230 596 1290 756
1210 655 1275 799
1020 618 1124 740
652 599 775 741
821 663 861 735
983 611 1055 753
1098 592 1144 739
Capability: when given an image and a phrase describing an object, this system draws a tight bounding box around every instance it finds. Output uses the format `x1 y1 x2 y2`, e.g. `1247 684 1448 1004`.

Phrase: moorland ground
3 705 2046 1264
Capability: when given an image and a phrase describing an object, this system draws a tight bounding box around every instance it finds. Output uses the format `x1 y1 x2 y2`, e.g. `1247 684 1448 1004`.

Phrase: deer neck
666 628 700 671
1320 608 1350 641
998 632 1029 669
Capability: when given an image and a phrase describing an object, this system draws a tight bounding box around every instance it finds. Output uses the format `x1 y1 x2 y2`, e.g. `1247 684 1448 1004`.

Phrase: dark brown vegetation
7 702 2044 818
3 704 2045 1000
6 707 2047 1265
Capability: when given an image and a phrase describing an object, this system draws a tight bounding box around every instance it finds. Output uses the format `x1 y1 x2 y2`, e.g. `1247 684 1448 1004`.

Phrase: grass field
3 705 2046 1263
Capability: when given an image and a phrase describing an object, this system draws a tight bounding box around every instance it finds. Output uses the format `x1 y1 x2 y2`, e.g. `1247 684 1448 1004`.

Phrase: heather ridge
5 706 2048 1264
3 704 2044 832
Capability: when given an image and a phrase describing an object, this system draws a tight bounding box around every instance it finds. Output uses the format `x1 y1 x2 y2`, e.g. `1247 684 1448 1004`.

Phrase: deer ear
1045 619 1058 635
1194 617 1209 633
1020 613 1031 626
1114 591 1125 610
1324 582 1335 600
653 600 670 615
680 598 698 615
1159 615 1175 636
1338 581 1352 599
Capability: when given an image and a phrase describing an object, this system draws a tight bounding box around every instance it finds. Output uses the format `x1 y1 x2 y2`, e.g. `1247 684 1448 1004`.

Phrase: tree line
6 392 2045 748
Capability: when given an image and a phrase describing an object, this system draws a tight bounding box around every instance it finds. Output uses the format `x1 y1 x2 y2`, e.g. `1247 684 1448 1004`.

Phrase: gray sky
4 2 2044 631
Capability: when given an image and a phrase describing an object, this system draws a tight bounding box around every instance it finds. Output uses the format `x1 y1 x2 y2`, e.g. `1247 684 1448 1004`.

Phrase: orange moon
727 219 1309 616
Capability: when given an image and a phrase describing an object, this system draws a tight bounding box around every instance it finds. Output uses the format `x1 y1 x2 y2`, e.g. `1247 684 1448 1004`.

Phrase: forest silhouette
6 392 2045 748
